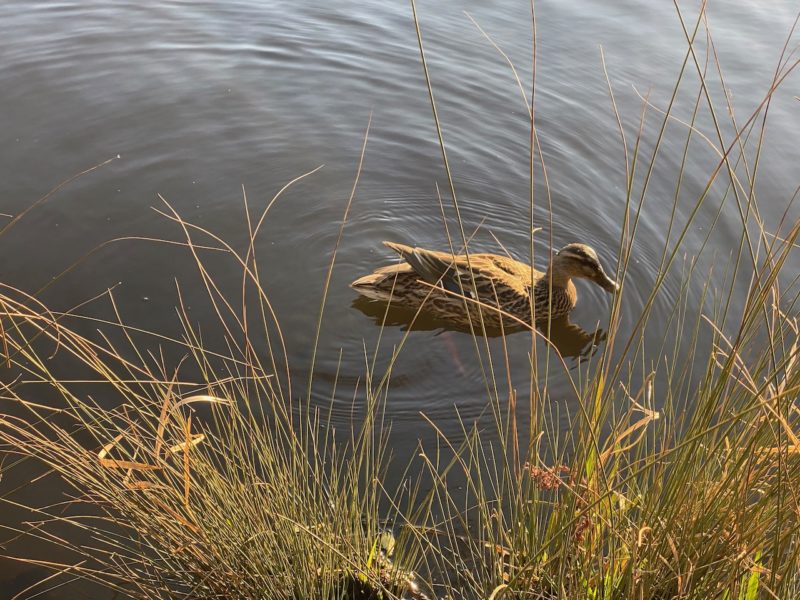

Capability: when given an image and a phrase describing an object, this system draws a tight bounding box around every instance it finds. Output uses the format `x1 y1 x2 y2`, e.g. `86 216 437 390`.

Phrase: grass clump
412 290 800 599
0 202 423 599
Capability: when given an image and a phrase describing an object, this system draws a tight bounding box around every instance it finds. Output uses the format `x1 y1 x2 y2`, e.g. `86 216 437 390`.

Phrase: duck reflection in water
350 296 607 361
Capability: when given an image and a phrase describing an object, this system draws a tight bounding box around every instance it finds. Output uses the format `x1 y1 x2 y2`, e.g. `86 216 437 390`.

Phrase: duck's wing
383 242 530 300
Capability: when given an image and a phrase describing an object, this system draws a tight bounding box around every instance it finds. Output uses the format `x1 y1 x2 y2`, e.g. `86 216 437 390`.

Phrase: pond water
1 1 798 596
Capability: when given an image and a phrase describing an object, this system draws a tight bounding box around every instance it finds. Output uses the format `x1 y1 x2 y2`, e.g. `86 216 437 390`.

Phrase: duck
350 241 618 329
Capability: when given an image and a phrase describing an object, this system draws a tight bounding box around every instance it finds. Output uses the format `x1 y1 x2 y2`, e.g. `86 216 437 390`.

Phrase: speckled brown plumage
351 241 618 329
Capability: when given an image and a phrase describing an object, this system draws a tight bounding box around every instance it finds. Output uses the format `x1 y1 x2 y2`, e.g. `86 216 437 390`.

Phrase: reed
402 2 800 598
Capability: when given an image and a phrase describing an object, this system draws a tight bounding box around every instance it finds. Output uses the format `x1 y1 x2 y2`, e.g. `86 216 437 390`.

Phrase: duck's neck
542 266 572 290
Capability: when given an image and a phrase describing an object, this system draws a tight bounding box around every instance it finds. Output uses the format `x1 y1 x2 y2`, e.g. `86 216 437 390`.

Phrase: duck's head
551 243 619 293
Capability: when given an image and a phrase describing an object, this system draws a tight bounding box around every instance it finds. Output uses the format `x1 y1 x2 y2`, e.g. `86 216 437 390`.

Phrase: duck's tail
382 240 415 261
351 241 458 300
350 259 415 301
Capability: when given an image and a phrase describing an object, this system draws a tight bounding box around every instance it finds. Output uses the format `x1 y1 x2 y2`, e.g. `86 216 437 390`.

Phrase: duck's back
472 253 544 283
383 242 538 278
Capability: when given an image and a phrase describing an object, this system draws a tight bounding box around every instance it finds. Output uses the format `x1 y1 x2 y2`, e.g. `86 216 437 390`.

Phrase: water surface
1 1 798 596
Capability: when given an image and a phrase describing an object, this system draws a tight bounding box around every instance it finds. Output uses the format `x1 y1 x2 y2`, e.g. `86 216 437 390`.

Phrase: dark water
1 1 798 596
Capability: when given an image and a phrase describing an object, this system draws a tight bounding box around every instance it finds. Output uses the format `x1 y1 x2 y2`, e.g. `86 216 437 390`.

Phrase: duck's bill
595 272 620 293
